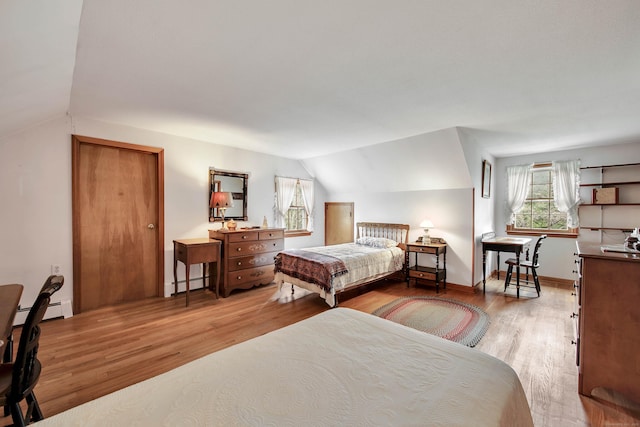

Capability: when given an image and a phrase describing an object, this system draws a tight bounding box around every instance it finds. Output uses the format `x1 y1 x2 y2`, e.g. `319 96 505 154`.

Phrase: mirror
209 169 248 222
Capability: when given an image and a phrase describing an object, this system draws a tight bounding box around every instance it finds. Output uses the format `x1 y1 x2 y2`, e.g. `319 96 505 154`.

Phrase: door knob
148 224 155 229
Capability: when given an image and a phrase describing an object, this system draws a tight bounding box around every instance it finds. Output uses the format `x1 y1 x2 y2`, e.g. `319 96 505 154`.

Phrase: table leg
185 256 190 307
496 252 501 280
482 248 487 293
173 244 178 298
515 249 521 299
202 263 206 291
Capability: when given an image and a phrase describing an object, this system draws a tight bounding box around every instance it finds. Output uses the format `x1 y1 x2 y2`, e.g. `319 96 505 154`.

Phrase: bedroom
2 1 640 426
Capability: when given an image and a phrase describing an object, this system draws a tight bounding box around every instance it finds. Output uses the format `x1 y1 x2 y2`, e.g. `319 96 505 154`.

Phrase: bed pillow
356 237 398 248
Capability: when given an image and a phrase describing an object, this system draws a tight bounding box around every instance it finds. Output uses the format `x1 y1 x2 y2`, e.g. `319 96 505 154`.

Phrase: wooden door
72 135 164 313
325 202 354 245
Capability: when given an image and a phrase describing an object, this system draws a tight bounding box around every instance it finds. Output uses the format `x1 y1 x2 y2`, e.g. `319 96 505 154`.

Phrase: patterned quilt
274 249 348 291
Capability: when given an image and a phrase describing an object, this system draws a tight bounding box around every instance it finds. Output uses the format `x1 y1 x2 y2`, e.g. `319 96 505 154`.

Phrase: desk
482 237 531 297
0 284 23 363
173 238 221 307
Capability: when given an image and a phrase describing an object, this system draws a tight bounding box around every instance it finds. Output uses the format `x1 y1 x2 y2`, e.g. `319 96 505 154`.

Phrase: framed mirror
209 168 248 222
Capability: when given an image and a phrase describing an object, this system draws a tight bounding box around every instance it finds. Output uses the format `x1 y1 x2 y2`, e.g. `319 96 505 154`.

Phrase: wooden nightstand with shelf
406 242 447 292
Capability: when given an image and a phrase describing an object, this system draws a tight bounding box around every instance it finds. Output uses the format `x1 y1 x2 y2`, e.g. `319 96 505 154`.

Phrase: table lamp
210 192 234 229
420 218 434 244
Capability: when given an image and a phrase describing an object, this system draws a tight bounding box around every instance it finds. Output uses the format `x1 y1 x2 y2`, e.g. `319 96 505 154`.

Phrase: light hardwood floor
4 277 640 426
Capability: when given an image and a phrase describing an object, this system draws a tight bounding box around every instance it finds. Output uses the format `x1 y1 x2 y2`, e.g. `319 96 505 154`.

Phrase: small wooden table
482 236 531 297
0 284 23 363
173 238 221 307
406 243 447 292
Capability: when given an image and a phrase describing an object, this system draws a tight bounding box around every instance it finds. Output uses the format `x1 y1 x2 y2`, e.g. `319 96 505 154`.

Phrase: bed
275 222 409 307
35 308 534 426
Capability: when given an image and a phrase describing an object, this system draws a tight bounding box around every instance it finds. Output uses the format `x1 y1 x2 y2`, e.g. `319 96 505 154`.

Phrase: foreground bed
275 222 409 306
35 308 533 426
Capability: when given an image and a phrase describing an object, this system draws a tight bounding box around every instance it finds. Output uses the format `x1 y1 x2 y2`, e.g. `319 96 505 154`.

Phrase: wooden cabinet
405 242 447 292
579 163 640 239
209 228 284 297
574 242 640 406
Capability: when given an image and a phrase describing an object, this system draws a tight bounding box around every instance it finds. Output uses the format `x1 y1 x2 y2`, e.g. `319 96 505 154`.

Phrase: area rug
371 296 490 347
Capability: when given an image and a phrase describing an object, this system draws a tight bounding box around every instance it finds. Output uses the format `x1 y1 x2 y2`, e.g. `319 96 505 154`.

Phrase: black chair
0 275 63 426
504 235 546 297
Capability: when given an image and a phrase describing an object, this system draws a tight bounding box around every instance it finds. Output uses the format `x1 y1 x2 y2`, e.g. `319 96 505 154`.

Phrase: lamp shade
210 192 234 209
419 219 434 229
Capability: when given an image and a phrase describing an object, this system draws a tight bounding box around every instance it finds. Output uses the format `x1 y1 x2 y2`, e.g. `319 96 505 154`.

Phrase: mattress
35 308 533 426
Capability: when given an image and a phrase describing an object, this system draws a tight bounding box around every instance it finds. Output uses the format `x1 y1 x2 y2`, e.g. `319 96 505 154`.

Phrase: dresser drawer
227 265 275 287
228 231 259 242
228 251 278 272
229 239 284 257
259 229 284 240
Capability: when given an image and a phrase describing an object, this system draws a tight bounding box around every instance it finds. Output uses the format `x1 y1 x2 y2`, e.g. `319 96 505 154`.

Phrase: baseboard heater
14 299 73 326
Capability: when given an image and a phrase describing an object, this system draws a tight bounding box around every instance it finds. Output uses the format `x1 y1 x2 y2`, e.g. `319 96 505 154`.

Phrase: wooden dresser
574 241 640 406
209 228 284 297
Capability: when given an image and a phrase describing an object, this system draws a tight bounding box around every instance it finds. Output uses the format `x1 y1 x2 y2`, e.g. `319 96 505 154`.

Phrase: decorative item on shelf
262 215 269 229
227 219 237 231
626 228 639 249
592 187 619 204
210 192 234 229
420 218 434 244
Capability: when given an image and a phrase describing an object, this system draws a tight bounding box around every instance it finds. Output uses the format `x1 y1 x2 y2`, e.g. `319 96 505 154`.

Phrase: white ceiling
3 0 640 159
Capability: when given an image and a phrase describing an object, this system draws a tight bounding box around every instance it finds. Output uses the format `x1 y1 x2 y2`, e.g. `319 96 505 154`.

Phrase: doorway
324 202 354 245
72 135 164 313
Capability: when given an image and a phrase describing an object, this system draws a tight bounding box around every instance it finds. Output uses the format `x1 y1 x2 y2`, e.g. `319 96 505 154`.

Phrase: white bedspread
36 308 533 427
276 243 405 306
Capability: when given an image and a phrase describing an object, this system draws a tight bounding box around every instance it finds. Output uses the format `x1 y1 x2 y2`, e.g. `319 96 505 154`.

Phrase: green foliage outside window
514 169 568 230
285 183 307 231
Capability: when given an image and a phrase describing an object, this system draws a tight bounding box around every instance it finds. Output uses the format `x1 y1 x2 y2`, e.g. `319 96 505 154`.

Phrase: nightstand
406 242 447 292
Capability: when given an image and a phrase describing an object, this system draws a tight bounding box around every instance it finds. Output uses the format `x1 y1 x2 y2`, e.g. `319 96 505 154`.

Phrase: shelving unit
578 163 640 241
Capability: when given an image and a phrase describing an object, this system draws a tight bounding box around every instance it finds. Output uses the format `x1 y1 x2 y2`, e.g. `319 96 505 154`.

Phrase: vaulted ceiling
3 1 640 159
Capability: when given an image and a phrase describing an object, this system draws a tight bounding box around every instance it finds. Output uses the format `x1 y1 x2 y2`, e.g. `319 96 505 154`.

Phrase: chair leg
26 392 44 423
532 268 541 296
10 400 26 427
504 264 513 291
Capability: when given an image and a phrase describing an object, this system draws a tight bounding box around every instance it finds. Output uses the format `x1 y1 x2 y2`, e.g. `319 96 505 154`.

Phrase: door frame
71 135 165 314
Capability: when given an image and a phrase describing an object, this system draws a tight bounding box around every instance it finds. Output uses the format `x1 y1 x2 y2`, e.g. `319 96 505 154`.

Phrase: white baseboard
14 299 73 326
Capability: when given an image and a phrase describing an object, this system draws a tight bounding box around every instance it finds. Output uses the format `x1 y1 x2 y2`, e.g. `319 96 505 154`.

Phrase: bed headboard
356 222 410 250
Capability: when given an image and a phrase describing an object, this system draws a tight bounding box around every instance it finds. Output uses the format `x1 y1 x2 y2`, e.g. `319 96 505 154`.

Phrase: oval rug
371 296 490 347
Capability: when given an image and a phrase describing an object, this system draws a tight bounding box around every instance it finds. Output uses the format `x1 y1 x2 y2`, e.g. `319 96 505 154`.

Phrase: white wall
494 140 640 281
0 115 326 313
306 128 476 287
458 127 497 285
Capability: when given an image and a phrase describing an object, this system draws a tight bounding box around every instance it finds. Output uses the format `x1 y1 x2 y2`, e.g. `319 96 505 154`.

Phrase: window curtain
274 176 297 228
299 178 315 232
506 163 533 225
552 159 581 228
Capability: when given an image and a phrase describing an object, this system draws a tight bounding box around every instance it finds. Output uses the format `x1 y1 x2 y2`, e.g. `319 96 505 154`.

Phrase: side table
406 242 447 292
173 238 221 306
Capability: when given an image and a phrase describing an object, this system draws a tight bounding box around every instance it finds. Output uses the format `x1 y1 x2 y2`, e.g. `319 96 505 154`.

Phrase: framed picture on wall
482 160 492 199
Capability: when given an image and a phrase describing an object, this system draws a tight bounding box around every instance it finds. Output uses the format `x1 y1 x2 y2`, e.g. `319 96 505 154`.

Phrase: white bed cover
35 308 533 427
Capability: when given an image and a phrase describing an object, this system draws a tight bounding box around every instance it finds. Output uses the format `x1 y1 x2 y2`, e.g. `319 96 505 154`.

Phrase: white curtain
274 176 297 228
299 178 315 231
506 163 533 225
553 159 581 228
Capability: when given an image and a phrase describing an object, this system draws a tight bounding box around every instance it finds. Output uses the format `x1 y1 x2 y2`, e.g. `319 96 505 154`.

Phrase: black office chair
504 235 546 297
0 275 64 426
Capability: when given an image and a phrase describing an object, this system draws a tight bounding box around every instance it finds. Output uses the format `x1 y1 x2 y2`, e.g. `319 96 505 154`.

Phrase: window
514 167 567 230
274 176 314 236
507 163 579 237
285 181 308 232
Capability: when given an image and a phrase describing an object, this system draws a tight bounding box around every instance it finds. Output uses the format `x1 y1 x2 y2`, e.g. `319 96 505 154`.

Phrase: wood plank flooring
4 277 640 426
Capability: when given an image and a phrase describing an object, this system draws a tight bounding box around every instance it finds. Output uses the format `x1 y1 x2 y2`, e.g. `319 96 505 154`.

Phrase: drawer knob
242 235 248 239
237 248 242 252
237 276 242 280
237 261 242 266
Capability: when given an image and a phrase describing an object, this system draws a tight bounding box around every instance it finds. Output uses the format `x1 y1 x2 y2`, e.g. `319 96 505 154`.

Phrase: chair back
530 235 547 266
10 275 63 400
